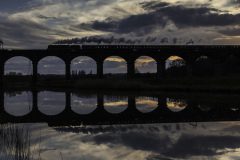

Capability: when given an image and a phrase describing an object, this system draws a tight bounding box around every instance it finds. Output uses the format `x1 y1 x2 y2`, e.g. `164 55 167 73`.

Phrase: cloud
0 0 240 49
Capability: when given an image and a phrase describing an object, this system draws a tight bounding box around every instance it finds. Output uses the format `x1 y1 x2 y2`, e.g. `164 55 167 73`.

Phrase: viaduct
0 45 240 82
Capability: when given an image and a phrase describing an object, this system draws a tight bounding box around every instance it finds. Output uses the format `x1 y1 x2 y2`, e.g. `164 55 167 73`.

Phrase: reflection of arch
166 98 187 112
135 56 157 73
136 96 158 113
104 96 128 114
165 56 186 76
71 94 97 115
38 56 65 75
4 56 33 75
103 56 127 75
38 91 65 116
4 92 32 117
71 56 97 76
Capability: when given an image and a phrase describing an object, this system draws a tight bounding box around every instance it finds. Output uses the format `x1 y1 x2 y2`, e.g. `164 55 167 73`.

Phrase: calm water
1 91 240 160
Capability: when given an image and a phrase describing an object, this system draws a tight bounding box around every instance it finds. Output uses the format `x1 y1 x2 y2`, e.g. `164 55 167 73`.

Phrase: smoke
53 35 201 45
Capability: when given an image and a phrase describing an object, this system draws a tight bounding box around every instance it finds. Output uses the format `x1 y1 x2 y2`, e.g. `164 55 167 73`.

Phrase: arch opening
165 56 186 77
103 56 127 78
71 56 97 78
4 92 32 117
4 56 32 76
193 56 214 76
135 56 157 77
38 91 65 116
222 54 240 75
38 56 65 76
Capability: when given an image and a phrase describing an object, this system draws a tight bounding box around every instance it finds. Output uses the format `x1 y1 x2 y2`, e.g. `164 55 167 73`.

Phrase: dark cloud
88 12 167 34
160 6 240 27
219 27 240 36
79 2 240 35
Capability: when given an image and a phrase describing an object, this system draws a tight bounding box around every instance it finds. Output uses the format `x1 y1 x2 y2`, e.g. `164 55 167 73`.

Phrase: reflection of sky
167 98 188 112
136 97 158 113
3 122 240 160
4 92 32 116
38 91 65 115
104 96 128 114
71 94 97 114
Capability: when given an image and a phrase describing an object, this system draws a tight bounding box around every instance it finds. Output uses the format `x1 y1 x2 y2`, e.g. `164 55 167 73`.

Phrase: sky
0 0 240 49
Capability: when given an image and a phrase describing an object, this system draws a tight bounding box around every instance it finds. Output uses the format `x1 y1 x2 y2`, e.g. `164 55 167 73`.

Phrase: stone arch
223 54 240 75
165 56 187 77
134 56 157 74
193 55 214 76
103 56 127 76
71 56 97 77
38 56 65 75
4 56 33 76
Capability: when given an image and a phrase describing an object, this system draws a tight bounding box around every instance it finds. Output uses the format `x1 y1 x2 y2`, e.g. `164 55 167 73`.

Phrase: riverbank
3 76 240 93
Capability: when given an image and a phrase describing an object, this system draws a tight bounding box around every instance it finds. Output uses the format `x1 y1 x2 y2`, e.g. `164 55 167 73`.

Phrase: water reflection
198 104 212 112
136 96 158 113
3 91 240 125
38 91 65 115
1 122 240 160
2 90 240 159
4 92 32 116
167 98 187 112
71 94 97 115
104 96 128 114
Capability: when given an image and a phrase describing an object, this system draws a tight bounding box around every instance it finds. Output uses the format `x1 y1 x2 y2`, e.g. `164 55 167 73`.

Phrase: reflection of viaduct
1 91 240 126
1 45 240 81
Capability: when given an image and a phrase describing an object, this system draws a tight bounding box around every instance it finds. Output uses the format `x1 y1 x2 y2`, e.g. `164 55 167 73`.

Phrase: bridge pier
97 61 103 78
0 63 4 89
32 61 38 83
0 90 4 113
127 60 135 78
157 60 165 79
31 90 40 114
65 61 71 80
186 61 194 76
65 92 72 113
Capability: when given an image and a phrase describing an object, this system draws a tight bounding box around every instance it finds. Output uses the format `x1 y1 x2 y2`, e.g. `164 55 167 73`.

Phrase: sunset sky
0 0 240 49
